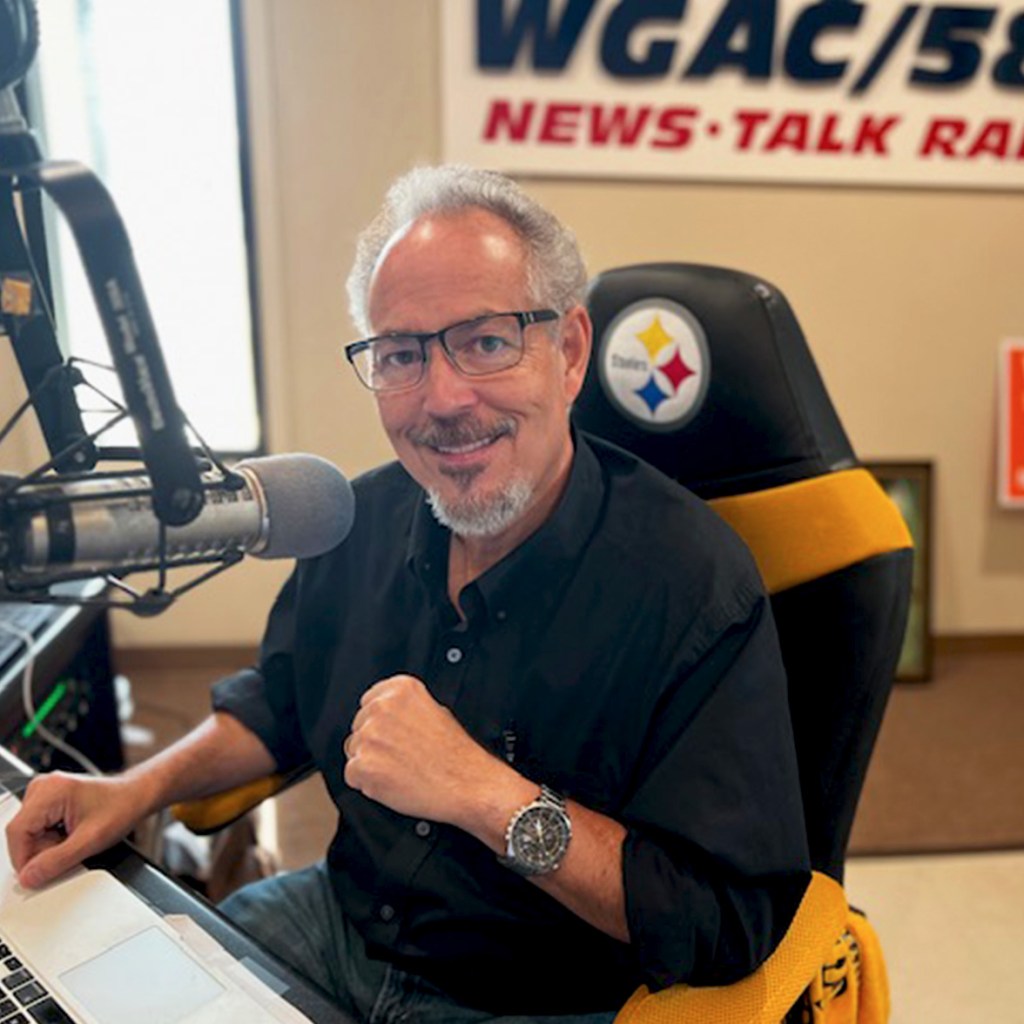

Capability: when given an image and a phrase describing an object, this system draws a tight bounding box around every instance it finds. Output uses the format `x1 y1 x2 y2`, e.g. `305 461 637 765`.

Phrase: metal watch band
498 784 572 877
537 785 565 810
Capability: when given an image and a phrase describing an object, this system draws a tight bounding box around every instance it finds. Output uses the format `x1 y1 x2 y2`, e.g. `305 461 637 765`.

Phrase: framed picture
997 338 1024 508
865 461 934 682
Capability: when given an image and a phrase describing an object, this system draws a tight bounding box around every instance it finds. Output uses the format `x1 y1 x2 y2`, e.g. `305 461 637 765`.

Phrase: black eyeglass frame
344 309 560 392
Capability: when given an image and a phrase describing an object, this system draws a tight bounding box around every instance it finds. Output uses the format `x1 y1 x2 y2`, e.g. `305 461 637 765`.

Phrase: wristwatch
498 785 572 876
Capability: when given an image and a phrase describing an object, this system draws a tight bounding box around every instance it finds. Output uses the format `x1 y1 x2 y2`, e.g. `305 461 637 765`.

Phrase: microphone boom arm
1 0 205 527
1 160 206 527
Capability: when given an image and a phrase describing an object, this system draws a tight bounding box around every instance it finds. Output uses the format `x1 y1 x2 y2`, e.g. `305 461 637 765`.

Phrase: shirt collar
407 489 449 599
406 430 606 618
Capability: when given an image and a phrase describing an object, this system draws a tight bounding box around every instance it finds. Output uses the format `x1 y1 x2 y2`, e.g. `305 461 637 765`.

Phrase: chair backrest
573 263 913 881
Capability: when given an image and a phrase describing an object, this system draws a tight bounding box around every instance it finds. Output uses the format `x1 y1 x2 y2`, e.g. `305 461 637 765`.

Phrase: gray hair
346 165 588 335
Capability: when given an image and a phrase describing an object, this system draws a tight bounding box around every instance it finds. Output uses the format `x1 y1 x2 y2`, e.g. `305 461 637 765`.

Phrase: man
6 166 809 1022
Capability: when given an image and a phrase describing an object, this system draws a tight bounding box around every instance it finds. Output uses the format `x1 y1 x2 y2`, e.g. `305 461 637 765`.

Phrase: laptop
0 792 311 1024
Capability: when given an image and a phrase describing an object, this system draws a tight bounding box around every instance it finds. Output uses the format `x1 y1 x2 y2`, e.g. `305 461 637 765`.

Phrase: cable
0 615 103 776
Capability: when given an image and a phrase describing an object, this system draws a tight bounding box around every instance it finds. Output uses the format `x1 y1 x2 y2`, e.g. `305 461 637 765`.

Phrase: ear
558 304 593 404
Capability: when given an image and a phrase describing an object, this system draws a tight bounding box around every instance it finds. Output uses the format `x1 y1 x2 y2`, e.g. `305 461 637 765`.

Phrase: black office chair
574 263 912 1022
176 262 910 1023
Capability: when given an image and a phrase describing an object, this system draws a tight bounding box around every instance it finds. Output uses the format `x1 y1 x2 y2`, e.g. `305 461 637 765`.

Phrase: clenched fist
343 674 528 836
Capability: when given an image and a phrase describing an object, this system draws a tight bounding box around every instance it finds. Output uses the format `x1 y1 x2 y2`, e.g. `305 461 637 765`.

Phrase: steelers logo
597 299 710 432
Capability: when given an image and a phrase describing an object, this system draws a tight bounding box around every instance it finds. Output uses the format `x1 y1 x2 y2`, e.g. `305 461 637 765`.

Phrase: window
28 0 262 454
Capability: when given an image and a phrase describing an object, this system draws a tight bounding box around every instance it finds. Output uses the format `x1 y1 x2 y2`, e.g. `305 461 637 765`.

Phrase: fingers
5 773 135 890
349 675 416 748
6 775 72 873
358 678 389 708
342 673 482 823
350 704 369 735
7 826 64 883
358 674 424 707
16 825 99 889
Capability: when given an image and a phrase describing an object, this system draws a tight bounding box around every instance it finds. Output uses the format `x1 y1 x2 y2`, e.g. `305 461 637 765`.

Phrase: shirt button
496 610 507 621
446 647 463 664
379 904 395 922
415 821 431 838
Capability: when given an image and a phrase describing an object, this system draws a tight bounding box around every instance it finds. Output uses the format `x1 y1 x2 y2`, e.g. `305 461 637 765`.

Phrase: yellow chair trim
800 904 891 1024
708 469 913 595
614 871 847 1024
171 772 295 835
844 908 891 1023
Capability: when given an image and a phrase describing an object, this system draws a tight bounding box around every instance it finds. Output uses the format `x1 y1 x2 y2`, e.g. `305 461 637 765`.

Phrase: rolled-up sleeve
211 568 311 772
622 594 810 989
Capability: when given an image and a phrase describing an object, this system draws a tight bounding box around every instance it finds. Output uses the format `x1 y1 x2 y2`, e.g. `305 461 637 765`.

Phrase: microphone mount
0 365 251 616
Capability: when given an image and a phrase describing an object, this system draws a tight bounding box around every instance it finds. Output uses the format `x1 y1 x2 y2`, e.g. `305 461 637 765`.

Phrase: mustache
410 416 517 448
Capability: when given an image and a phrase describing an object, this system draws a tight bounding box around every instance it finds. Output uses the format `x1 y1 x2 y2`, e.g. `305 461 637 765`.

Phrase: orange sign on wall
999 339 1024 509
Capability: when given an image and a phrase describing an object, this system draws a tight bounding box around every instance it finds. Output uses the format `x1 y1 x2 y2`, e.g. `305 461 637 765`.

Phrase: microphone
3 453 355 584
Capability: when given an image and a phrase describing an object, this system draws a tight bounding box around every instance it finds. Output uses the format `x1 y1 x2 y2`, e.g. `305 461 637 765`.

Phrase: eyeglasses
344 309 560 393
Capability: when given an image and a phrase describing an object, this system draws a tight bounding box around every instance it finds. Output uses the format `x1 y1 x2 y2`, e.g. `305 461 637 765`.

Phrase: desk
0 745 356 1024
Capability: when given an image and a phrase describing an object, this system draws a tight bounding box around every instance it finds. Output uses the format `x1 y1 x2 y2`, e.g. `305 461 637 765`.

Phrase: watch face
509 804 571 872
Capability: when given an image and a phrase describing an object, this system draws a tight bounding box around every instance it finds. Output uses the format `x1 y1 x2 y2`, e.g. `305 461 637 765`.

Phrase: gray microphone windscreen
238 453 355 559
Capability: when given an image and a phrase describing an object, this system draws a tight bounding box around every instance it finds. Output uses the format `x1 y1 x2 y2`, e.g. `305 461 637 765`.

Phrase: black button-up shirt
213 433 809 1015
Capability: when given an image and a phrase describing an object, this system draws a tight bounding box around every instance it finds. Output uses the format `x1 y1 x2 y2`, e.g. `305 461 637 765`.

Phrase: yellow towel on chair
798 906 890 1024
613 874 889 1024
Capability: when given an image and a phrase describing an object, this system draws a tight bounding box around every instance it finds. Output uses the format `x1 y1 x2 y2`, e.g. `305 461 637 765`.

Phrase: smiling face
366 208 591 546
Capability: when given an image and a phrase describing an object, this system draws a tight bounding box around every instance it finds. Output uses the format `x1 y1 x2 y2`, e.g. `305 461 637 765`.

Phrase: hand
342 676 629 941
343 674 516 829
5 771 153 888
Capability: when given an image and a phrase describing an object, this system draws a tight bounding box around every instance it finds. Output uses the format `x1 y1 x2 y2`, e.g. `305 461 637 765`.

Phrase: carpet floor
848 647 1024 856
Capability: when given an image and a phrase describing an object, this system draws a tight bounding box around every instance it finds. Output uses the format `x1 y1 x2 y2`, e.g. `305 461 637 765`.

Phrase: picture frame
997 338 1024 508
864 461 934 682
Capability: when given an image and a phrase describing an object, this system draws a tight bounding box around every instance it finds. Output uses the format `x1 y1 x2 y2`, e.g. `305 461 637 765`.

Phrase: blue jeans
219 862 617 1024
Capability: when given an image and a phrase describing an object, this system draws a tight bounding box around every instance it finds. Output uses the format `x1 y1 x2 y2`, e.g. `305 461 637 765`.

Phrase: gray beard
426 477 534 538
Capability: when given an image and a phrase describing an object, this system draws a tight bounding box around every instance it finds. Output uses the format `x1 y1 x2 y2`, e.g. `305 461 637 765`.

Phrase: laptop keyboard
0 940 74 1024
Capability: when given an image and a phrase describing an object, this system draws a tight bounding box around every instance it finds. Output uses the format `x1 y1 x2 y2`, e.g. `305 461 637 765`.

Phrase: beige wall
4 0 1022 646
